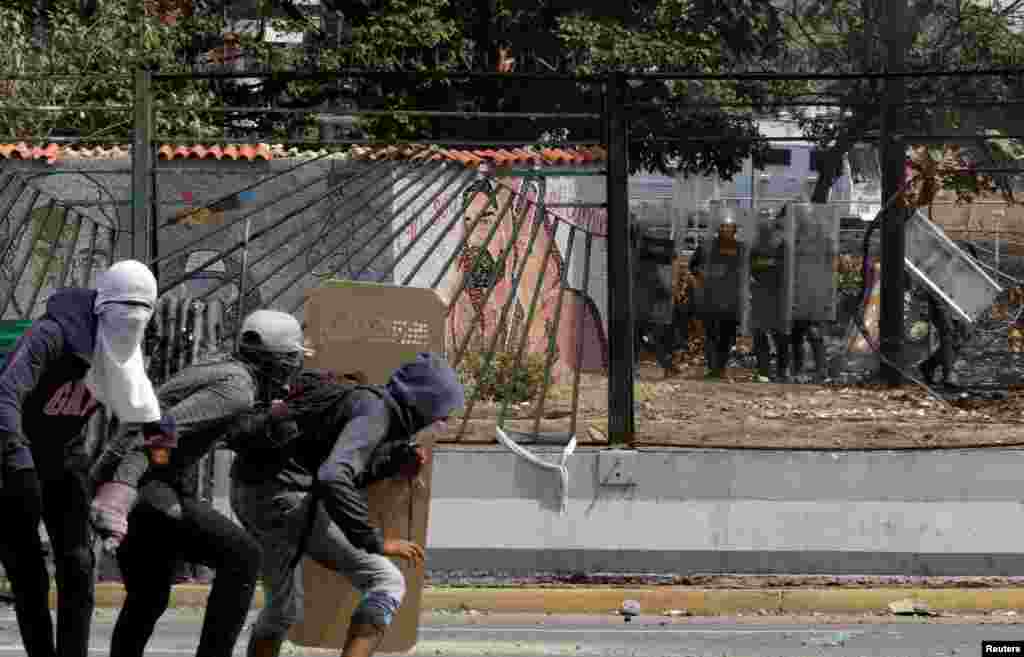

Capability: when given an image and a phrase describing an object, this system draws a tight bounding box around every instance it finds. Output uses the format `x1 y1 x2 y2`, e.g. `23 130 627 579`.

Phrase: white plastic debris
495 427 576 513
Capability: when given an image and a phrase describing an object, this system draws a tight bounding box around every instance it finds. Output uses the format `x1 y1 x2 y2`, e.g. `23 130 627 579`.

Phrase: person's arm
89 417 177 490
222 400 297 452
154 362 256 470
315 391 392 554
0 320 65 481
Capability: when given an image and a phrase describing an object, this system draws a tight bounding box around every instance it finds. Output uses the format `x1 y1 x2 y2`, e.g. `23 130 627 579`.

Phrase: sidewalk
7 575 1024 615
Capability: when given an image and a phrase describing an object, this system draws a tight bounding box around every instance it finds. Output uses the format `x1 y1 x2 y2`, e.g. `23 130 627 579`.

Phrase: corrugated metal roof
0 142 606 166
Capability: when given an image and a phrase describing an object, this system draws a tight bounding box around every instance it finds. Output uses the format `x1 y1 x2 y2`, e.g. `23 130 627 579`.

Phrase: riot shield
691 203 755 327
904 211 1002 323
634 230 676 325
748 207 796 333
791 203 841 322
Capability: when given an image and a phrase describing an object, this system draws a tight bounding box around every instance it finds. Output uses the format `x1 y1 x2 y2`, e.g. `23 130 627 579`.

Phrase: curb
14 584 1024 614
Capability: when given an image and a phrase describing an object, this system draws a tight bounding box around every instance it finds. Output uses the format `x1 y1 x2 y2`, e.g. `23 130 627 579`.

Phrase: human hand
143 416 178 466
270 399 289 419
381 539 424 568
90 482 137 552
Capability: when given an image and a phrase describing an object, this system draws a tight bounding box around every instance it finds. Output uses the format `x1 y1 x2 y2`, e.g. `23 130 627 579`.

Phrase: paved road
3 608 1024 656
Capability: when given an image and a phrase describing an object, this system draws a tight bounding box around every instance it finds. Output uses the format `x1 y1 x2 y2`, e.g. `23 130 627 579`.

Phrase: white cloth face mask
98 304 151 361
85 303 161 424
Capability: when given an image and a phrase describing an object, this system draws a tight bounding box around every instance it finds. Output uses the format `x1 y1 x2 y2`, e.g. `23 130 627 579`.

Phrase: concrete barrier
14 445 1024 582
425 445 1024 577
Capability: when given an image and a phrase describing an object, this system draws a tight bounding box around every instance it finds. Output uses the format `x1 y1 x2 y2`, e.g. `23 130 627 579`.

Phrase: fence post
132 68 153 263
149 142 160 279
605 71 635 446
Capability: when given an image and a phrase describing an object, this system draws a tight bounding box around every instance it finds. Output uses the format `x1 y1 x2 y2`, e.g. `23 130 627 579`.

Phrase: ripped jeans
229 480 406 641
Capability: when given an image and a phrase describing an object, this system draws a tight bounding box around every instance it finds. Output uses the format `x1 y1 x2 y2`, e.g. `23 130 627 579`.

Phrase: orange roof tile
0 142 605 166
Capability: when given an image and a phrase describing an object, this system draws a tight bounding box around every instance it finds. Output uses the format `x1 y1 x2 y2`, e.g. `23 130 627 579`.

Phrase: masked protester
0 260 174 657
108 309 309 657
228 353 465 657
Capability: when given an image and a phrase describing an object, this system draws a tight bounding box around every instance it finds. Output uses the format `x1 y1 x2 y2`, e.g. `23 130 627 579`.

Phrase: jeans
230 480 406 641
0 466 95 657
109 492 262 657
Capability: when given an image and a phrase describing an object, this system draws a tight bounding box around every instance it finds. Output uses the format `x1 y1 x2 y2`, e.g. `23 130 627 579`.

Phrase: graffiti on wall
441 171 609 379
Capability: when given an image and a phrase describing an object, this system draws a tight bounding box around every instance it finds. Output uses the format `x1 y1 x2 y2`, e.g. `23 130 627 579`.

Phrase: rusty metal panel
291 280 448 653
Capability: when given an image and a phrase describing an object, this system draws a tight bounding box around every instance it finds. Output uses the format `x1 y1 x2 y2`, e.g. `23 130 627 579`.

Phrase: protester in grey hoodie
109 309 309 657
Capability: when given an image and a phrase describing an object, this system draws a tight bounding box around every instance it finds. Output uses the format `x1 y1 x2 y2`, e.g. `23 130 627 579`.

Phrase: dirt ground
442 360 1024 450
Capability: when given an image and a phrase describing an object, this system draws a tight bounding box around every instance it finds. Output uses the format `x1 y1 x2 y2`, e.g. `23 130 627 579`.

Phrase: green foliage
835 269 863 291
779 0 1024 202
458 349 547 404
0 1 221 142
0 0 789 181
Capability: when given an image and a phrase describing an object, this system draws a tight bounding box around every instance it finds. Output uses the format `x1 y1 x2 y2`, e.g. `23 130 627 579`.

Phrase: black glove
0 430 32 491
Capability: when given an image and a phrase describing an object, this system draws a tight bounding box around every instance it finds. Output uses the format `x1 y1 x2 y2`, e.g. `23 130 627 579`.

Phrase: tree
362 0 788 178
778 0 1024 204
0 0 463 143
0 0 790 183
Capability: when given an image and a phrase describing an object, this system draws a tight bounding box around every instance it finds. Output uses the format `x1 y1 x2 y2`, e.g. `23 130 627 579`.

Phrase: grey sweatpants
229 480 406 641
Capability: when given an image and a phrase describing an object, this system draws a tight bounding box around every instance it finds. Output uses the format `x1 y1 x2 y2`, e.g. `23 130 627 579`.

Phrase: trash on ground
888 598 938 616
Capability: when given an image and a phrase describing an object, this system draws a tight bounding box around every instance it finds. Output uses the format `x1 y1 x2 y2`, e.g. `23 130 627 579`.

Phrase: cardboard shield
634 231 676 325
748 208 795 333
290 280 447 653
904 211 1002 323
791 203 841 322
691 204 755 327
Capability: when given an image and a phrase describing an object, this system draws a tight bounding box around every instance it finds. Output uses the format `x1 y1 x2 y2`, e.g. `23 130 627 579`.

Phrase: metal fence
4 65 1024 468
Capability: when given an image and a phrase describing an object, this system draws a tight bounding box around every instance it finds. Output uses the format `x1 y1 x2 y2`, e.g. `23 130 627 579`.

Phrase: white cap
94 260 158 310
240 309 312 356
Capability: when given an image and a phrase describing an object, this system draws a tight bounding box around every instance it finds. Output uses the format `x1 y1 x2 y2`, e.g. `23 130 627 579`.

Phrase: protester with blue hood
227 353 465 657
0 259 175 657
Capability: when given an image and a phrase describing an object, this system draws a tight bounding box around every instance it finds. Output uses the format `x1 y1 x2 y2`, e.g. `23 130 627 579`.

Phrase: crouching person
228 353 465 657
0 260 170 657
109 310 309 657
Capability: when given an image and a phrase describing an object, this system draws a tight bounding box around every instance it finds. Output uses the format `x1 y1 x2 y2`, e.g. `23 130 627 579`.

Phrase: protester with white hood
0 259 176 657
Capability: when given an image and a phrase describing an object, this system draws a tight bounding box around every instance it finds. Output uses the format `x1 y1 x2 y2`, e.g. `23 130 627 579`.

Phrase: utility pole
879 0 910 386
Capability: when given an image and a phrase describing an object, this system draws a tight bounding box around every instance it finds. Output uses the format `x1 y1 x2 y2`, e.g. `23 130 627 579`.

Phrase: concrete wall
1 158 610 354
22 444 1024 581
0 156 399 322
425 446 1024 576
395 165 608 324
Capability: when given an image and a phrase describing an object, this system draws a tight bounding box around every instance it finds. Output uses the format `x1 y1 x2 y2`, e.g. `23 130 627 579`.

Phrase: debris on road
803 631 853 647
888 598 938 616
620 599 641 622
663 609 691 617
